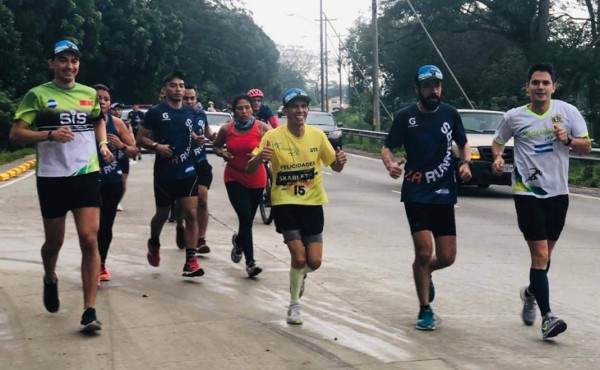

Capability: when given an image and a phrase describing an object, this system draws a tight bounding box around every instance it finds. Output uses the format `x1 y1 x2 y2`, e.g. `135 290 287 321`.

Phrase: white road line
0 171 35 189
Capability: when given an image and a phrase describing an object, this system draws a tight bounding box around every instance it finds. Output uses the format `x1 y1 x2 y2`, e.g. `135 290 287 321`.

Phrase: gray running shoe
80 307 102 332
286 303 303 325
520 286 537 326
230 233 243 263
542 315 567 340
246 262 263 278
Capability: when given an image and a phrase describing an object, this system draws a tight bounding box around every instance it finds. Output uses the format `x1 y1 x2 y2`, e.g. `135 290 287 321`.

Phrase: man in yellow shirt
247 88 347 325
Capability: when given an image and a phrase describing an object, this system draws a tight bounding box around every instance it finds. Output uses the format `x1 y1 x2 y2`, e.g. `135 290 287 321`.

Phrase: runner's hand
107 133 123 148
191 131 205 146
259 140 273 162
492 156 505 175
554 124 568 144
335 147 347 165
99 144 114 163
52 126 75 143
459 163 472 182
156 144 173 158
387 158 405 179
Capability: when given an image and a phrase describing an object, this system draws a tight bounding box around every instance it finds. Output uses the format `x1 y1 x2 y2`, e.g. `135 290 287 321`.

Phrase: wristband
564 135 573 146
47 130 54 142
121 145 128 151
458 160 472 167
98 140 108 148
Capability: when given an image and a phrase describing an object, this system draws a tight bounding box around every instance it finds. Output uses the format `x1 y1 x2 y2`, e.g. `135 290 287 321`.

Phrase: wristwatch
151 142 158 149
564 135 573 146
47 130 54 142
458 159 472 167
121 145 128 151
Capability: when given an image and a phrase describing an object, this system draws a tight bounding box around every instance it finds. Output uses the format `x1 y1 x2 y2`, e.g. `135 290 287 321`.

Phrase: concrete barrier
0 159 36 182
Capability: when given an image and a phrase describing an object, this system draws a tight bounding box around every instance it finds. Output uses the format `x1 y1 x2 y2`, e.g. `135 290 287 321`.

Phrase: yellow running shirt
254 125 337 206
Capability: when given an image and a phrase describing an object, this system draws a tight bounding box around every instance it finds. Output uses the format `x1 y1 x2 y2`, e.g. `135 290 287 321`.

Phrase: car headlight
470 147 481 160
328 130 342 139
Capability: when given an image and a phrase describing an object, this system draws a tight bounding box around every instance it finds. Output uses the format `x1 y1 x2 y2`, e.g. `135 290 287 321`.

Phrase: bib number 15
294 185 306 196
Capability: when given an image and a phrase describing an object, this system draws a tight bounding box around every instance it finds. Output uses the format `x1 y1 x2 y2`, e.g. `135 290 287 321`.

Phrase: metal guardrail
341 128 600 162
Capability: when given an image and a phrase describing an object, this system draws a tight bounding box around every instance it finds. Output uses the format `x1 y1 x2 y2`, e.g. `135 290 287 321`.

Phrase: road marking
392 190 401 194
0 171 35 189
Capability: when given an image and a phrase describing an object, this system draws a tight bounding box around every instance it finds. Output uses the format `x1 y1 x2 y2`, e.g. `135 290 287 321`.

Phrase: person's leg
151 205 171 240
72 207 101 310
197 185 209 245
527 240 551 315
179 196 199 250
225 182 256 264
411 231 435 307
41 217 66 283
98 182 123 266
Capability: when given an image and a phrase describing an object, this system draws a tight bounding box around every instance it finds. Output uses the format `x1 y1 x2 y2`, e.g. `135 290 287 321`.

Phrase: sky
242 0 371 53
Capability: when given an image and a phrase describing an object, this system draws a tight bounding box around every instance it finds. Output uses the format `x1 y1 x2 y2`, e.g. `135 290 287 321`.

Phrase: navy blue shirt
143 102 202 180
98 114 123 184
192 109 209 164
384 103 467 204
256 104 275 122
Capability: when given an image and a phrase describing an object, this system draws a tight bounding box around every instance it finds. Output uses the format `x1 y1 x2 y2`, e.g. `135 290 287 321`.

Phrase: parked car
205 111 232 152
278 111 343 148
455 109 514 188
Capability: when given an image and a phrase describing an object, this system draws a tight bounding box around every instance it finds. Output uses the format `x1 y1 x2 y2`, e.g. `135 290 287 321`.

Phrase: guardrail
341 128 600 162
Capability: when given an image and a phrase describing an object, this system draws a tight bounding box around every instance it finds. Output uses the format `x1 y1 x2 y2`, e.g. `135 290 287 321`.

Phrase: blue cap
282 88 311 107
416 65 443 82
53 40 81 57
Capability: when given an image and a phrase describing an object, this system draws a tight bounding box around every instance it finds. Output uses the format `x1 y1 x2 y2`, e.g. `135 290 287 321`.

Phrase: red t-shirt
223 122 267 189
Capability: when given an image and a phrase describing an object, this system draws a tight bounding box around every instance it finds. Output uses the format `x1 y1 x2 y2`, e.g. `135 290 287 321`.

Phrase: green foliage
0 90 16 151
569 159 600 188
0 147 35 165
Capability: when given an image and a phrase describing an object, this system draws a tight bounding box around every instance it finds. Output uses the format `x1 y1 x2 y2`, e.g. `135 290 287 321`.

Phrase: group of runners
8 39 592 342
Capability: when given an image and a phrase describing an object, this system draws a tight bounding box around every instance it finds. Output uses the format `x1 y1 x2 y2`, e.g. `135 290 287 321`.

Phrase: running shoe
182 257 205 277
116 202 123 211
520 286 537 326
43 276 60 313
246 262 263 278
137 153 142 160
80 307 102 332
99 265 111 281
147 238 161 267
230 233 242 263
286 303 303 325
416 307 436 331
542 315 567 340
196 237 211 254
176 226 185 249
429 276 435 303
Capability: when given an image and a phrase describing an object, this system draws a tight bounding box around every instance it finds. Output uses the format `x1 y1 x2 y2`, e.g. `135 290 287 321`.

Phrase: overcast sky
242 0 371 52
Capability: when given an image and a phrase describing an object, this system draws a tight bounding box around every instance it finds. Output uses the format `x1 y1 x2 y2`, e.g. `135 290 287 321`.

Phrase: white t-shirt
494 100 588 198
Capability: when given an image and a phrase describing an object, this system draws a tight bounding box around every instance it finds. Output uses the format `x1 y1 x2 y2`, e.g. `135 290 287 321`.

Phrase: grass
0 148 35 166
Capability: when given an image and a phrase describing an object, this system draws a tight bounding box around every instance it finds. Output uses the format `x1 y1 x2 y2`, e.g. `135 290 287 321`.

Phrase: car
205 110 232 152
455 109 514 188
278 111 343 148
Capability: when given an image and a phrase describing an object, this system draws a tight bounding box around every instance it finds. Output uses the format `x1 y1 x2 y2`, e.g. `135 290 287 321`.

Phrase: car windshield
459 112 503 133
307 113 336 127
207 113 232 126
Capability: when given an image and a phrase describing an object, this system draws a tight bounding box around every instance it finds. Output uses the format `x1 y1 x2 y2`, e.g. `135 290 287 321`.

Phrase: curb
0 159 36 181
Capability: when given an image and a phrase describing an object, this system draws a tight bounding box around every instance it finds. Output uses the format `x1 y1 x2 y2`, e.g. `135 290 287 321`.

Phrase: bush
0 89 16 151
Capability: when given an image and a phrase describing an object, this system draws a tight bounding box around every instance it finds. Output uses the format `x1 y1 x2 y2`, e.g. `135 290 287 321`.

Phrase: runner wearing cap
381 65 472 331
9 39 113 332
247 88 347 325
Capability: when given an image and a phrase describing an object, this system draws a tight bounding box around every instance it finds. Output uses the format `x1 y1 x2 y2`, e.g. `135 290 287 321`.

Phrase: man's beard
419 93 441 111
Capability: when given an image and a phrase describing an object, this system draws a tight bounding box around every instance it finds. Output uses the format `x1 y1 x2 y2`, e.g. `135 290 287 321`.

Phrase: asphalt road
1 152 599 370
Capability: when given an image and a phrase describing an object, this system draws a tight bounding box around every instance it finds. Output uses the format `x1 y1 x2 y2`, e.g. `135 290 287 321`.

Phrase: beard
419 93 441 111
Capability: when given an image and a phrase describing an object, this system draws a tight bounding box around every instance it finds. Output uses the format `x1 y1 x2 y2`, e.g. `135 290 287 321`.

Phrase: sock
185 248 196 259
529 268 551 316
149 236 160 246
420 304 431 313
290 267 305 303
546 259 551 272
301 266 314 275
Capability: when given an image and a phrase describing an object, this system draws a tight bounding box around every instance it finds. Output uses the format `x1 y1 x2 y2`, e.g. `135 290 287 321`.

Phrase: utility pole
338 37 343 109
324 17 329 112
319 0 325 111
372 0 380 131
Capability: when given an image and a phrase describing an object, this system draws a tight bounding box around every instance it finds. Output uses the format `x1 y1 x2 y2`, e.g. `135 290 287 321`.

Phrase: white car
455 109 514 188
205 111 232 152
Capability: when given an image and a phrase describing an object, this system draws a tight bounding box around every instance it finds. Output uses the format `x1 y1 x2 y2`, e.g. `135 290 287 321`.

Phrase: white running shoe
116 203 123 211
286 303 303 325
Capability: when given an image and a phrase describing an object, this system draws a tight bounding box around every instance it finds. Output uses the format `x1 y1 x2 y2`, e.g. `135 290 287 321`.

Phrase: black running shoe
542 315 567 340
43 276 60 313
246 262 263 278
80 307 102 332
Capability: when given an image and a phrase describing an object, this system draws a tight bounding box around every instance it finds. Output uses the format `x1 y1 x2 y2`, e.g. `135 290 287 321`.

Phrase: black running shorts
404 202 456 236
37 172 102 219
194 160 213 189
273 205 324 235
514 194 569 241
118 155 130 174
153 176 199 208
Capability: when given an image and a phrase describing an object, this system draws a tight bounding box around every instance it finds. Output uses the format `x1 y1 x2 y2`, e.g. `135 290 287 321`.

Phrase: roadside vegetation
0 148 35 166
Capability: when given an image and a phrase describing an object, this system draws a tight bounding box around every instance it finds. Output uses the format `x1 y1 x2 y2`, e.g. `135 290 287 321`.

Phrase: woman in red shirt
212 94 272 277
